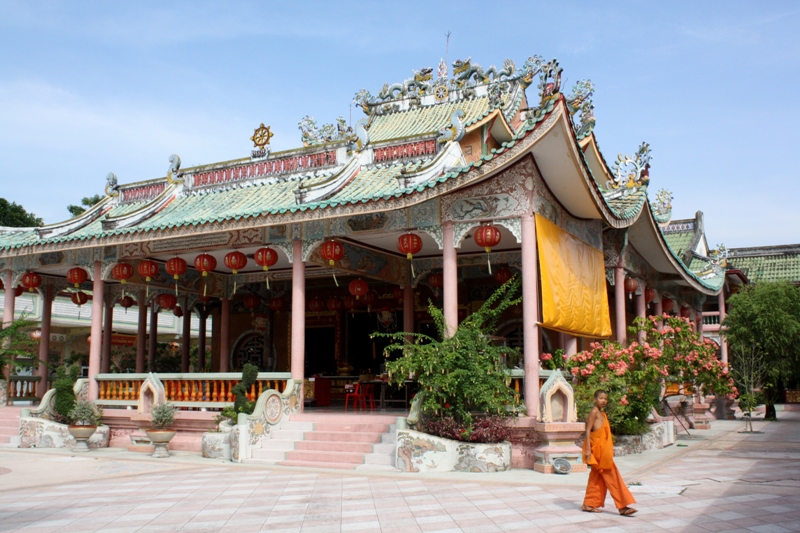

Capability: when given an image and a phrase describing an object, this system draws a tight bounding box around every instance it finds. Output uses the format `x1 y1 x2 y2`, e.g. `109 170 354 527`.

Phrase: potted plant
146 403 177 458
67 399 103 452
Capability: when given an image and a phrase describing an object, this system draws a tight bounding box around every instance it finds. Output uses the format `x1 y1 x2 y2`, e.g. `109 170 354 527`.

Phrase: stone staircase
250 412 398 471
0 406 23 446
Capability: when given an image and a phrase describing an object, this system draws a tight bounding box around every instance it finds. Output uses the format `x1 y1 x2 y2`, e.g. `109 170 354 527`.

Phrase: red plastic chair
360 384 376 411
344 383 361 411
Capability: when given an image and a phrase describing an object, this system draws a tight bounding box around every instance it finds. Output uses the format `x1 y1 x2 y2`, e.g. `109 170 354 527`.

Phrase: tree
0 198 43 227
723 282 800 419
67 194 104 217
1 317 40 377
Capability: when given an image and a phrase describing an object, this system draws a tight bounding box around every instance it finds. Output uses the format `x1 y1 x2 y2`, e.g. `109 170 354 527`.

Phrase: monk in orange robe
582 390 637 515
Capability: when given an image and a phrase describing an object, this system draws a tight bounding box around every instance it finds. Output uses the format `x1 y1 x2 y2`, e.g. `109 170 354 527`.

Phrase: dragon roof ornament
298 115 370 153
604 142 652 199
696 244 728 279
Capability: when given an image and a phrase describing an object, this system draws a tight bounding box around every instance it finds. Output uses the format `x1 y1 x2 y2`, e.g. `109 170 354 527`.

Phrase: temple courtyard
0 411 798 533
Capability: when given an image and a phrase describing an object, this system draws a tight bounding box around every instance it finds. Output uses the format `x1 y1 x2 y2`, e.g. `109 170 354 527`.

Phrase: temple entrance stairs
249 412 398 471
0 406 23 446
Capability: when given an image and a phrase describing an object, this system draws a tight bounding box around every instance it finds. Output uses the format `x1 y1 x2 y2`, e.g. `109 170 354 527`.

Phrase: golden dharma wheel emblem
434 84 449 102
250 123 274 148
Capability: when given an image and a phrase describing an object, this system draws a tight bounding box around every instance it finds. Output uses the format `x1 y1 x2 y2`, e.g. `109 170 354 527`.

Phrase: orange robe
583 412 636 510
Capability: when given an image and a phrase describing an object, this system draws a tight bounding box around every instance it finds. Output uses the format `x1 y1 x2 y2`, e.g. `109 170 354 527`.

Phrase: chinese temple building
0 54 728 422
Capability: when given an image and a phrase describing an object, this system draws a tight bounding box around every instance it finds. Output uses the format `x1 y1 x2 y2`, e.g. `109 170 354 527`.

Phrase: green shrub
69 399 103 426
53 365 80 424
232 363 258 415
150 403 176 430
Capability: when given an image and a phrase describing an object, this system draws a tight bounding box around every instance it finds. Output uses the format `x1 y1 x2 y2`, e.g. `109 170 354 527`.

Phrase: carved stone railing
702 311 721 326
7 376 41 402
94 372 292 409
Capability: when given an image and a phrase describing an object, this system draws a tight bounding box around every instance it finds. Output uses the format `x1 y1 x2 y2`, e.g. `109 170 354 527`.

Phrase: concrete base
532 421 586 474
508 416 540 470
103 408 217 452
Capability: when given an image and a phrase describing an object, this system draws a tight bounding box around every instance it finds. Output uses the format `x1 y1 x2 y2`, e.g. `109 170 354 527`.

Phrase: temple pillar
148 301 158 371
614 262 626 345
87 261 104 401
37 284 53 398
197 306 208 372
220 296 231 372
442 222 458 338
696 310 703 335
564 334 578 360
521 214 540 418
718 291 727 364
136 289 146 373
635 281 646 343
654 294 663 320
291 239 305 388
2 270 16 381
181 296 191 373
403 284 414 342
101 297 113 374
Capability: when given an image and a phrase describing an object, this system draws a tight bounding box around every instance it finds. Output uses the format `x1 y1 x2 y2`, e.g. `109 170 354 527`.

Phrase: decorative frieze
120 183 166 204
373 139 437 164
192 151 337 188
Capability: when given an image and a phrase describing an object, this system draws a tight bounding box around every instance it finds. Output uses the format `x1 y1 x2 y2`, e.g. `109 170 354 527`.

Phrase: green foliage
150 403 176 430
215 405 239 427
232 363 258 415
150 343 181 373
189 345 212 372
0 198 43 227
53 365 81 424
0 317 40 375
724 282 800 417
540 349 566 371
377 277 523 437
67 194 104 217
69 399 103 426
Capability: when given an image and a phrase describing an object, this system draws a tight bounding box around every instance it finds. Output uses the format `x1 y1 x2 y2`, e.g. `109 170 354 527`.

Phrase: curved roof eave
627 201 722 296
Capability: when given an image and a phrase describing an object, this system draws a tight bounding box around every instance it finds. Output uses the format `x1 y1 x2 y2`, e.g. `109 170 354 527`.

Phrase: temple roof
726 244 800 284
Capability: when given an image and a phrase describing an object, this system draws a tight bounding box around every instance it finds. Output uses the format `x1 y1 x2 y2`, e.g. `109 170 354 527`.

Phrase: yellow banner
535 214 611 338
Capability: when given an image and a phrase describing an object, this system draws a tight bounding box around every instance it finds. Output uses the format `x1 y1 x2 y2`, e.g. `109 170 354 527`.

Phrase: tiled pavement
1 412 799 532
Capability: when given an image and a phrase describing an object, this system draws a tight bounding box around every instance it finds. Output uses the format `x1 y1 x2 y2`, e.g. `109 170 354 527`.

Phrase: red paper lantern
173 305 184 318
308 296 325 313
473 225 502 252
326 296 343 312
343 295 359 310
254 247 278 271
645 288 656 303
198 295 213 304
157 293 177 310
21 272 42 292
348 278 369 300
319 240 344 267
396 233 423 260
661 298 674 312
194 254 217 276
71 291 88 307
119 295 135 309
680 307 691 318
270 297 286 312
224 251 247 274
243 294 260 310
111 262 134 284
428 272 443 289
137 260 159 283
66 267 88 288
624 277 639 299
364 290 379 309
166 257 187 280
14 286 23 297
493 266 513 285
0 277 3 291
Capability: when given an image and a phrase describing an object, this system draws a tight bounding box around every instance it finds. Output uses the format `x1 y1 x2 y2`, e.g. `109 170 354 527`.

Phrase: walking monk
582 390 637 516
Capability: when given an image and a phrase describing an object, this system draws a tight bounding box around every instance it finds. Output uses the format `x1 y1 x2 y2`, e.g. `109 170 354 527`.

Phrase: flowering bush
540 349 566 371
566 314 735 435
420 415 511 443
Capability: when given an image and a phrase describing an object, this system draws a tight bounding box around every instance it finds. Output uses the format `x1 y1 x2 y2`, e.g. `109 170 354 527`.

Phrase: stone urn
68 425 97 452
145 429 176 458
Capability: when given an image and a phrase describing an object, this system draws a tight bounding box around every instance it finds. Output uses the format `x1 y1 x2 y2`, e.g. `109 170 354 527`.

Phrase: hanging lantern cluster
349 278 369 300
224 251 247 294
320 240 344 286
326 296 343 312
119 294 135 314
166 257 187 296
308 296 325 313
680 306 691 318
243 294 260 315
194 253 217 296
254 247 278 288
21 272 42 293
473 224 502 274
137 260 158 297
645 288 656 304
66 267 88 289
112 262 134 297
270 296 287 312
343 295 359 315
13 286 23 297
493 266 513 285
71 291 88 307
623 277 639 300
173 305 184 318
397 232 423 278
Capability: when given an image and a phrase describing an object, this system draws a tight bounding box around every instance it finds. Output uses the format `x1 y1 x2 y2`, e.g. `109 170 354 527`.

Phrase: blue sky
1 1 798 247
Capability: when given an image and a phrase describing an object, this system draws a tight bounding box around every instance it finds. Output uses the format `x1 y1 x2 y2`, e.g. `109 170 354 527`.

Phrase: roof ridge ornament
651 188 674 224
604 142 652 199
105 172 119 197
250 123 274 159
567 80 595 139
437 110 465 144
166 154 183 184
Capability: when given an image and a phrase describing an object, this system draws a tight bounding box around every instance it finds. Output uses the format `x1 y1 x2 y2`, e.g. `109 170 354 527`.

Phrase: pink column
136 289 147 373
614 263 627 346
37 284 53 398
101 298 113 374
654 294 663 320
718 291 728 364
635 282 646 343
88 261 104 401
181 296 191 373
403 284 414 341
521 214 541 418
442 222 458 338
564 334 577 360
696 310 703 335
2 270 16 380
291 239 306 388
148 301 158 371
220 296 231 372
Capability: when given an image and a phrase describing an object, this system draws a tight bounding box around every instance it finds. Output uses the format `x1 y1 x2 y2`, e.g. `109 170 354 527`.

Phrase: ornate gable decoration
651 188 673 225
604 142 652 199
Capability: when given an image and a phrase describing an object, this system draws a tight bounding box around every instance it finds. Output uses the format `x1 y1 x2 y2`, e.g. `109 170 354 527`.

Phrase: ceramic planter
145 429 176 458
68 425 97 452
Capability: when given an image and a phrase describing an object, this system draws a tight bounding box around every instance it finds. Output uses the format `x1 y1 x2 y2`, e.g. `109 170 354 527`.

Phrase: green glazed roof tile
727 246 800 283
